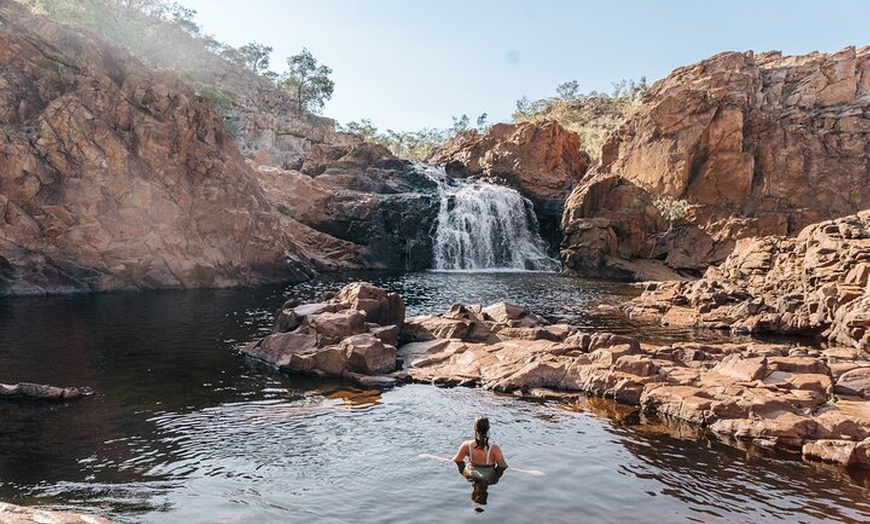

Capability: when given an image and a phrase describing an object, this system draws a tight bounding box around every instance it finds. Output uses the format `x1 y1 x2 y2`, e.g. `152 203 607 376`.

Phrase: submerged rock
0 502 115 523
0 382 93 400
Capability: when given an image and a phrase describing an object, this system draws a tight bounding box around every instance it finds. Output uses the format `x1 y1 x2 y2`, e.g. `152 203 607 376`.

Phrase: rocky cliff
254 143 440 271
430 121 591 248
561 47 870 280
627 212 870 349
0 1 317 293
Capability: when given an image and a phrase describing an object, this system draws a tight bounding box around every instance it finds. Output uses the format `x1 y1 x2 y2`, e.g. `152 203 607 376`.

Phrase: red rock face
562 47 870 279
626 211 870 348
0 3 313 293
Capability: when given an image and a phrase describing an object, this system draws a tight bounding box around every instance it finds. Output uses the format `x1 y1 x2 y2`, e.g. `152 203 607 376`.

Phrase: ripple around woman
452 417 508 506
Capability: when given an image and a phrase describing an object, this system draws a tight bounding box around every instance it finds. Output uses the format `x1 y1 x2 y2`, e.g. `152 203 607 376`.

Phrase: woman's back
466 440 498 466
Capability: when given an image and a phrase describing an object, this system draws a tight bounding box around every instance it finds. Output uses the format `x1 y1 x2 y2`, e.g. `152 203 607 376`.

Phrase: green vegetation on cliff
339 113 489 161
15 0 334 114
513 78 648 159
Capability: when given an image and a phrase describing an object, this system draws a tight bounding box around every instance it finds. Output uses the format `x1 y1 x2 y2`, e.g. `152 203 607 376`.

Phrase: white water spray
421 166 560 271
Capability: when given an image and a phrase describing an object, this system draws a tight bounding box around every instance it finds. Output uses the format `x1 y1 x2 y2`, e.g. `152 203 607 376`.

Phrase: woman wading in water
452 417 508 484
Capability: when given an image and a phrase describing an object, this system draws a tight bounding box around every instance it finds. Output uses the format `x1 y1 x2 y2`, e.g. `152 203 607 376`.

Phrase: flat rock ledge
0 502 115 524
243 282 870 470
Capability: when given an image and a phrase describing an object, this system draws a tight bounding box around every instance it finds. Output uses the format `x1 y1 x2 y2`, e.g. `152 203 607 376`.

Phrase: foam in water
421 165 560 271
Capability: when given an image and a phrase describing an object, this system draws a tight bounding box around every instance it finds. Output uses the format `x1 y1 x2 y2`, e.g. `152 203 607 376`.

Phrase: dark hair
473 417 490 449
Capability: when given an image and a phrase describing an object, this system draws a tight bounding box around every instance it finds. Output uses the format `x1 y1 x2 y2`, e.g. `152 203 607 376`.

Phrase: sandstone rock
254 164 439 271
588 333 641 353
0 502 115 524
640 385 716 424
625 212 870 346
854 438 870 468
335 281 405 326
835 367 870 398
813 401 870 441
341 334 397 375
0 3 314 294
297 310 368 345
802 439 858 465
242 283 403 381
767 356 831 375
244 333 319 371
0 382 93 400
562 47 870 279
711 355 768 382
710 412 819 443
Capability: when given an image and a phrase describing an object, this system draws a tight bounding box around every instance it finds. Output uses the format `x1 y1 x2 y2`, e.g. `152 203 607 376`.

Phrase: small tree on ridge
280 48 334 113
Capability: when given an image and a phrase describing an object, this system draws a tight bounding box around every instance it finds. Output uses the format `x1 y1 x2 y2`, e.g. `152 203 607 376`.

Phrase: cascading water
421 165 561 271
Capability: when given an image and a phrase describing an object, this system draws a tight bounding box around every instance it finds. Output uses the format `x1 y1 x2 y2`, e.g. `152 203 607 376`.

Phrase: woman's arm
492 444 508 469
452 441 468 464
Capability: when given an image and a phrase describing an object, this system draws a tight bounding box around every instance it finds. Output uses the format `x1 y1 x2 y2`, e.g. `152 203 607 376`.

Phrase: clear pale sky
179 0 869 132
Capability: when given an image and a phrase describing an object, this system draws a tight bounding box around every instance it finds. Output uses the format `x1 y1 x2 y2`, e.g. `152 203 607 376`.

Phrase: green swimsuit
463 441 499 483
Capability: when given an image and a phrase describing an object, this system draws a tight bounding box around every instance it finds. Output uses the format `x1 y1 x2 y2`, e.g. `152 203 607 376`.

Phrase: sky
179 0 870 133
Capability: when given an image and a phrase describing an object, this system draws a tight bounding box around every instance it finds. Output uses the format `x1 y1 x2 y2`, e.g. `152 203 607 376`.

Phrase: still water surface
1 271 868 523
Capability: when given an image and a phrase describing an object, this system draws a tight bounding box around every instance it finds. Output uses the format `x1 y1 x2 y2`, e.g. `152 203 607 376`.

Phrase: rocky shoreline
242 281 870 471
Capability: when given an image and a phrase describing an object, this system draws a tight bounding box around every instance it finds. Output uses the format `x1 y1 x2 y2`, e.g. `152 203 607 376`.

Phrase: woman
452 416 508 484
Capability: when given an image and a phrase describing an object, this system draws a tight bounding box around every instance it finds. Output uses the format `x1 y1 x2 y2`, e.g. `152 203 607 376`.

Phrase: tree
280 48 334 113
222 41 273 74
451 114 470 134
556 80 580 100
652 195 690 234
475 112 488 130
237 42 272 74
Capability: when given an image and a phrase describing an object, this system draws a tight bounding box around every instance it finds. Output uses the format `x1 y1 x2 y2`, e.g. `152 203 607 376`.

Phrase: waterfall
421 166 560 271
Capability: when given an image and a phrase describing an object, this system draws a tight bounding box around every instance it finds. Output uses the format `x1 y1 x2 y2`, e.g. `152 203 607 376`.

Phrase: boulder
335 281 405 326
243 333 319 371
341 334 397 375
241 282 403 381
297 310 368 345
835 367 870 398
710 355 768 383
802 439 859 465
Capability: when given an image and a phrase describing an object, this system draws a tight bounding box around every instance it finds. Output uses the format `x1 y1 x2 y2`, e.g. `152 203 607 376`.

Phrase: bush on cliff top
513 77 649 160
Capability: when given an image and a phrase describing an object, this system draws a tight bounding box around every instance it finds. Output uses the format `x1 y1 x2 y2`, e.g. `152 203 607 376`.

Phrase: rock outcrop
242 281 870 469
561 47 870 280
0 502 115 524
430 121 591 247
400 302 870 470
626 212 870 348
254 145 441 270
0 2 323 294
241 282 405 386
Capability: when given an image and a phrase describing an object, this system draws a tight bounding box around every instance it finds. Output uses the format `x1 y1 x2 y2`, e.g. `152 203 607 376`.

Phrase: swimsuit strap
469 440 494 465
